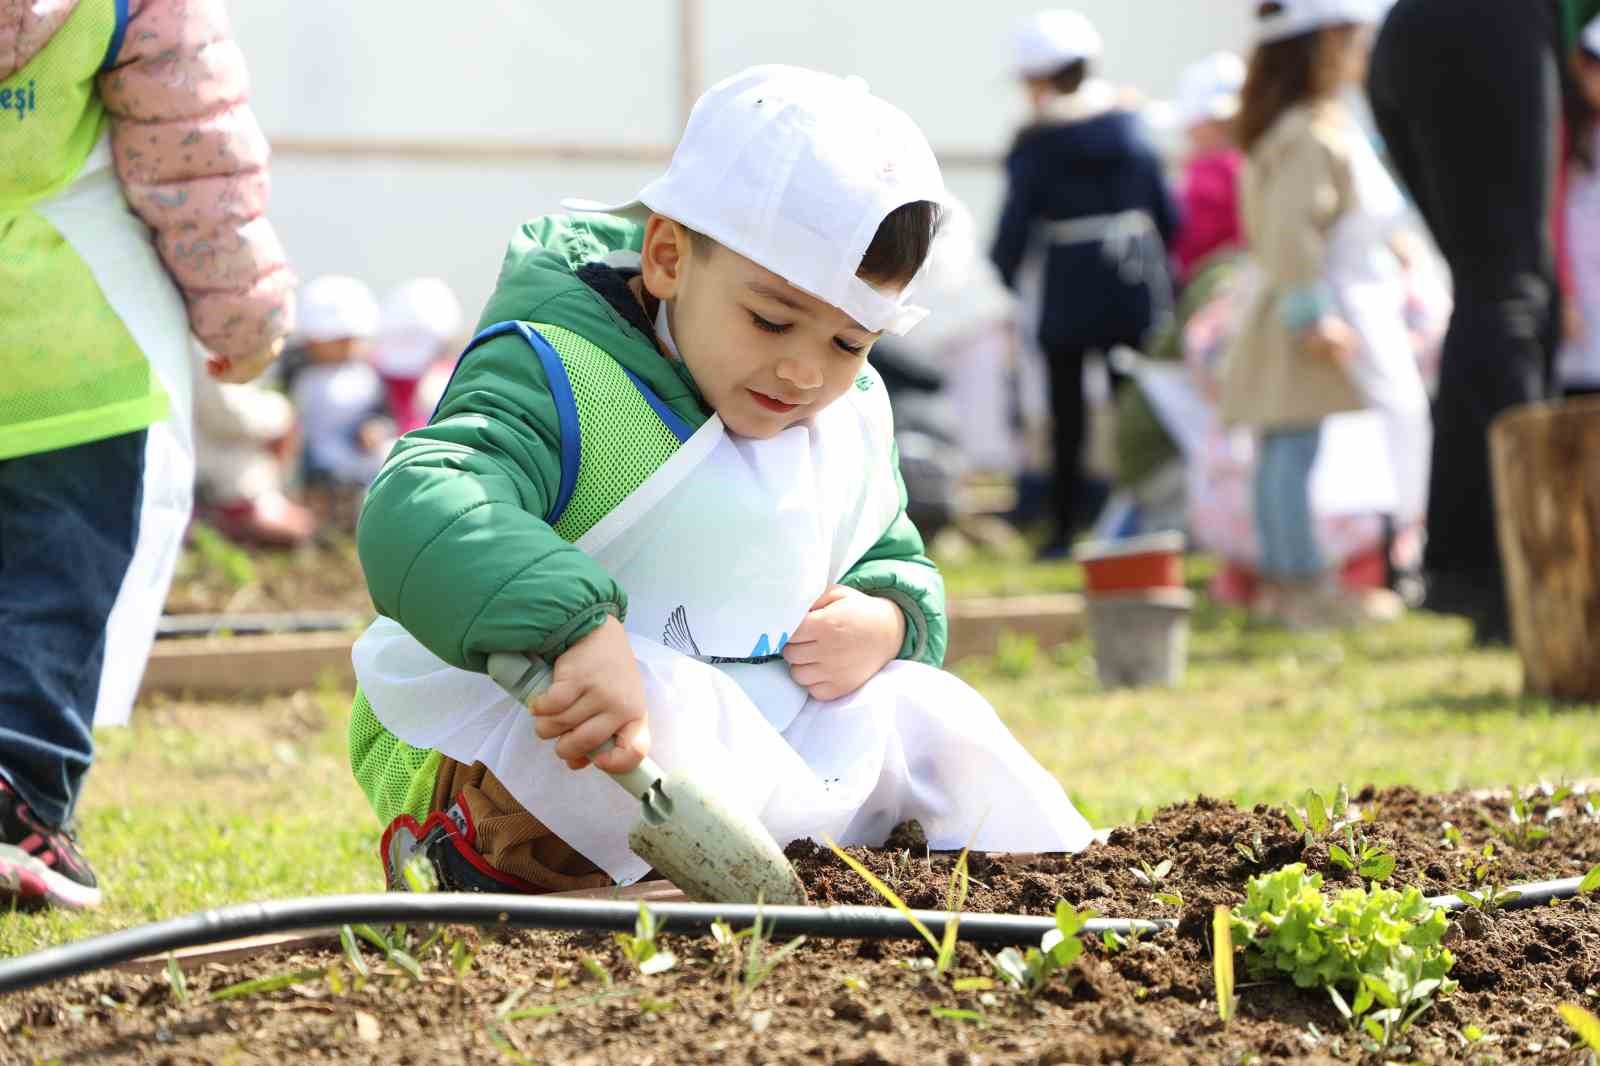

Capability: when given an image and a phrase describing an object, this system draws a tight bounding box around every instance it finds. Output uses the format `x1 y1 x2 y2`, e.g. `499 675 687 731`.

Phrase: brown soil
5 786 1598 1065
165 534 372 616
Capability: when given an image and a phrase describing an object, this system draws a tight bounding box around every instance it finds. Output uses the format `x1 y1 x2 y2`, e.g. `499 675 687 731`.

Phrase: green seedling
1457 844 1521 915
1230 864 1455 1050
930 1006 986 1026
825 837 971 977
1235 831 1267 867
1481 784 1570 853
1213 906 1237 1025
164 955 189 1006
990 901 1096 998
613 903 676 975
579 955 613 987
1283 784 1350 845
1559 1002 1600 1053
1327 824 1397 883
1579 863 1600 896
1129 858 1173 888
710 912 806 998
1100 925 1146 955
1439 822 1464 850
211 968 325 1002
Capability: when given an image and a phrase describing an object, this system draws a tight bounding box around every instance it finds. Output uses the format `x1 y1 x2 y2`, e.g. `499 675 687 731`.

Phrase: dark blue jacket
991 107 1180 354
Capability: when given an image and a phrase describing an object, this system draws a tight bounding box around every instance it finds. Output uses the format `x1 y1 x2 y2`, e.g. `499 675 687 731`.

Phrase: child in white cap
1560 16 1600 397
1222 0 1415 629
289 275 394 489
374 278 464 434
1171 52 1248 283
992 10 1181 558
346 65 1093 895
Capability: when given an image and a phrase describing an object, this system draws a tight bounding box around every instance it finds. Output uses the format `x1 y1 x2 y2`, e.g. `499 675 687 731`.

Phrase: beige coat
1221 102 1367 430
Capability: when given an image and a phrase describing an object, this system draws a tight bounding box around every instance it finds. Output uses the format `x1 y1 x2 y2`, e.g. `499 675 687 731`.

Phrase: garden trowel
486 651 808 906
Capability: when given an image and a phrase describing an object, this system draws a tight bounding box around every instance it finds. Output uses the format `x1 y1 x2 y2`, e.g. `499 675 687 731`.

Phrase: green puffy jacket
351 214 946 825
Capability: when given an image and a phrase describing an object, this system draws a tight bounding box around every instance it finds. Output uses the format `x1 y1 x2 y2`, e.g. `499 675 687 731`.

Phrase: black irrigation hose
0 874 1589 997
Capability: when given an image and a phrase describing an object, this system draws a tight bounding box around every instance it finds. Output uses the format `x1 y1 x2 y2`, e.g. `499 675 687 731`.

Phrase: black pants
1043 347 1125 545
1367 0 1562 621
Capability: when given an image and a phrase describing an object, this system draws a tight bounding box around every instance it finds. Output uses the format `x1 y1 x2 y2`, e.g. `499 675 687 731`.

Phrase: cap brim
562 197 653 222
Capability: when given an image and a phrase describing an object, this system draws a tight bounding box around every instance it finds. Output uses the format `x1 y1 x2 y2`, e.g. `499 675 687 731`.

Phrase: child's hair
1038 59 1089 97
1235 4 1355 152
686 200 942 289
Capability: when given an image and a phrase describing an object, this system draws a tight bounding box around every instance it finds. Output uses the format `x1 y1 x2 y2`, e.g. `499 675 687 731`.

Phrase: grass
3 555 1598 958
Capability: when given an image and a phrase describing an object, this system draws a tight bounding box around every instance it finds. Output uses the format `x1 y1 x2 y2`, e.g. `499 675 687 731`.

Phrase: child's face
1575 51 1600 112
640 218 882 440
306 337 366 365
1186 118 1234 157
1316 25 1370 94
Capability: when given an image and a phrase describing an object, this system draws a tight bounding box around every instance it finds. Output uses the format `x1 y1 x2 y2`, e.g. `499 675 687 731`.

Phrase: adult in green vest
1367 0 1599 645
0 0 294 911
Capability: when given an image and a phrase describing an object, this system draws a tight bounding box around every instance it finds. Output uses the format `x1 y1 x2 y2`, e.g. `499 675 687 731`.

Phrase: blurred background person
374 277 465 435
1171 52 1248 285
1560 16 1600 399
1367 0 1600 644
991 9 1181 558
286 275 393 507
0 0 292 908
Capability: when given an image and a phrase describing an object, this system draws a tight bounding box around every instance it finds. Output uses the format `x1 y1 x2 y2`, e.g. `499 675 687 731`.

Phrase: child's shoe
379 799 543 895
0 776 101 910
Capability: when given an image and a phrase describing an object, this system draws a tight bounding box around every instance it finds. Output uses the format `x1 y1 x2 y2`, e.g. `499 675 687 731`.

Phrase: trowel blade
626 774 807 905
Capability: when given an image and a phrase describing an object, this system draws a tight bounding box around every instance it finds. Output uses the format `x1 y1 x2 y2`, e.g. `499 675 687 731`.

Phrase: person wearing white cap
343 65 1093 897
374 278 464 434
992 10 1181 558
1171 53 1247 282
287 275 393 489
1367 0 1595 646
1222 0 1416 629
1559 16 1600 397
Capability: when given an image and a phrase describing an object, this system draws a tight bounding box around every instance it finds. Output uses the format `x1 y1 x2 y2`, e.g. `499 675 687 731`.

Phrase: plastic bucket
1073 532 1185 595
1084 588 1194 689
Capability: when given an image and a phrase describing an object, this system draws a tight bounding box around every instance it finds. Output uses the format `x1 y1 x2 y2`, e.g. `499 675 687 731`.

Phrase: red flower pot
1072 532 1186 595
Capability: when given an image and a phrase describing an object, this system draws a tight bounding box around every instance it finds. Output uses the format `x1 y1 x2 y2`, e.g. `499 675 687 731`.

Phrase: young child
1171 52 1247 284
1561 16 1600 398
0 0 293 909
1222 0 1412 628
373 277 464 434
288 276 394 489
991 10 1181 558
348 66 1093 895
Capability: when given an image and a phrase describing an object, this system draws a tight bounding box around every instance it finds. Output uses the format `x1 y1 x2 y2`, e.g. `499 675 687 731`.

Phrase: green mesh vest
0 0 168 459
347 321 689 825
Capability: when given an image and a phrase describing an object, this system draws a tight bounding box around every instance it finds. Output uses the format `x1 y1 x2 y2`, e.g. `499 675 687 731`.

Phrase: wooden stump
1489 398 1600 700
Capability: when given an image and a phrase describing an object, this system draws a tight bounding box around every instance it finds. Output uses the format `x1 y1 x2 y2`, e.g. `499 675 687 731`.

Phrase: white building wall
231 1 1254 317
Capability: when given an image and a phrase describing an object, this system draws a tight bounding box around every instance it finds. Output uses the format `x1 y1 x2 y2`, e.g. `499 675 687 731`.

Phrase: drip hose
0 875 1586 996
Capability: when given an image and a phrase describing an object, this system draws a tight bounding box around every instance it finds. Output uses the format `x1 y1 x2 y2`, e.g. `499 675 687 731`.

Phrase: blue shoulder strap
620 367 696 443
101 0 130 72
431 321 581 528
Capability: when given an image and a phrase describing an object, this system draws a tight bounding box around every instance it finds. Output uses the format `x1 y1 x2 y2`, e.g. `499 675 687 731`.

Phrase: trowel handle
485 651 664 799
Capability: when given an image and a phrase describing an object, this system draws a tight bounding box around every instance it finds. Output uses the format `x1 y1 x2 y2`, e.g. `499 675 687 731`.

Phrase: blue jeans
0 431 146 827
1255 426 1324 581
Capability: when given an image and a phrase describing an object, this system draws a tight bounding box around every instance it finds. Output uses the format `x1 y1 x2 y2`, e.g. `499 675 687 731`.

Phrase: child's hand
1303 316 1356 365
528 616 651 773
206 338 284 384
782 585 906 702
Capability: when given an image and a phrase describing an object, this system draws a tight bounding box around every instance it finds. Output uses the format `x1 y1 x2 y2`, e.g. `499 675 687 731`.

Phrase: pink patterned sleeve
98 0 294 359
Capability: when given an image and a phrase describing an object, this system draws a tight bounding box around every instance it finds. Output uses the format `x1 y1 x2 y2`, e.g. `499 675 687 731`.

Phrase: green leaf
1362 973 1398 1010
1306 790 1330 833
1462 1024 1485 1042
1154 892 1184 908
1362 1016 1387 1043
1559 1002 1600 1051
824 837 940 957
930 1007 984 1025
1285 805 1307 834
1212 906 1236 1025
1359 853 1397 882
1328 985 1353 1021
1152 858 1174 880
1327 843 1355 870
580 956 613 987
639 951 677 976
339 926 370 978
953 977 995 992
351 923 392 954
937 848 972 976
387 948 423 981
1579 863 1600 895
164 955 189 1006
1333 783 1350 820
210 968 325 1002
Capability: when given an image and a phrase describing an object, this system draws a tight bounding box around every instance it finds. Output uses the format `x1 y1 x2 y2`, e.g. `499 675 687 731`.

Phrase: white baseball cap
1175 52 1246 128
376 277 464 377
1582 14 1600 57
1253 0 1383 44
567 65 945 336
296 275 379 344
1012 10 1103 78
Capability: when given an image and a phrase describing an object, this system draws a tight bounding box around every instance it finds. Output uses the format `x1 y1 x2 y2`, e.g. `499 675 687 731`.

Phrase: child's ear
639 215 687 301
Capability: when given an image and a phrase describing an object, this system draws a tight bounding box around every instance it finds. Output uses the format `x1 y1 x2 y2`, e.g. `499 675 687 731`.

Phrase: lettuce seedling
991 901 1096 998
1481 784 1569 853
1229 864 1455 1046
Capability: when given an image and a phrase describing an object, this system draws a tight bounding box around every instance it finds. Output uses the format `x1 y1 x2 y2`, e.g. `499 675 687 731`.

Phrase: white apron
355 337 1092 884
36 136 196 729
1323 123 1432 524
